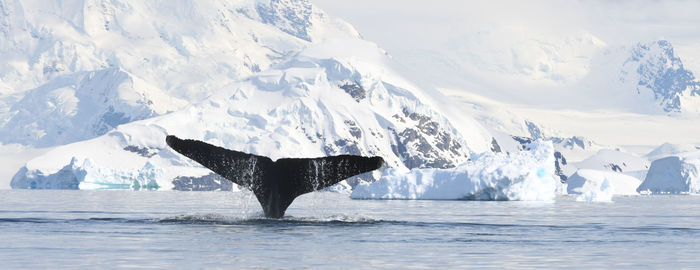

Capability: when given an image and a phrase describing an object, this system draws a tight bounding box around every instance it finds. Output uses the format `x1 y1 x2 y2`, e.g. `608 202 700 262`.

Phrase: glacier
350 141 557 201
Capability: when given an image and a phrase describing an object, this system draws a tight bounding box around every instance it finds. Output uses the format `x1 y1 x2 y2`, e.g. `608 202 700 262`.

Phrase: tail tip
165 135 178 147
372 156 384 169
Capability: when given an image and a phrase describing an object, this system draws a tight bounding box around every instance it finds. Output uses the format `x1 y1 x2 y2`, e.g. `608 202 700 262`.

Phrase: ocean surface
1 190 699 269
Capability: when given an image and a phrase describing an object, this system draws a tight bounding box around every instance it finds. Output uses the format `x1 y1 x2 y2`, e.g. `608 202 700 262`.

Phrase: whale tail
166 135 384 218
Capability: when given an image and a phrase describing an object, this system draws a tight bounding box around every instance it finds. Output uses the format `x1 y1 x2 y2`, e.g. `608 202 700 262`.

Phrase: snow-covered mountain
440 37 700 155
10 37 494 190
4 0 700 196
438 39 700 185
617 40 700 113
0 0 390 187
0 0 359 147
1 67 186 147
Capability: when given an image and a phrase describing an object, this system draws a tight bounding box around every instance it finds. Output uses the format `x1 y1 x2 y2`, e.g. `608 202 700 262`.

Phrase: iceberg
10 157 161 190
567 169 641 196
351 140 557 201
574 178 614 202
637 151 700 194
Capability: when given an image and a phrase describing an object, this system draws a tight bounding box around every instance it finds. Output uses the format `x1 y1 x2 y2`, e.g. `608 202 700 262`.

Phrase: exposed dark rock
525 120 544 139
554 151 568 183
172 173 232 191
255 0 314 42
435 131 462 156
551 136 591 150
490 137 502 153
607 163 622 172
403 110 440 136
94 106 132 135
391 114 406 123
325 139 362 156
512 136 533 150
123 145 158 158
299 126 317 143
246 62 261 73
394 129 451 169
387 109 468 169
344 120 362 139
627 40 700 112
339 82 366 102
554 151 567 165
342 173 375 189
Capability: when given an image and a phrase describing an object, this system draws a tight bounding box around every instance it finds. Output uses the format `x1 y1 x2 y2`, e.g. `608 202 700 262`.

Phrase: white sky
312 0 700 103
314 1 700 50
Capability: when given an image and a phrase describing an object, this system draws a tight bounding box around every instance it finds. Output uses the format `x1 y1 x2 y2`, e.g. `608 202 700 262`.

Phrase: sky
313 0 700 53
313 0 700 87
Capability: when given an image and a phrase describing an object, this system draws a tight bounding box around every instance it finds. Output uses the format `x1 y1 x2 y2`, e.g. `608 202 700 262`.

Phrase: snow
442 86 700 160
646 143 699 161
0 68 187 147
0 0 361 148
350 140 557 201
567 169 641 197
573 150 650 180
638 151 700 194
430 38 700 172
5 0 700 195
11 38 494 190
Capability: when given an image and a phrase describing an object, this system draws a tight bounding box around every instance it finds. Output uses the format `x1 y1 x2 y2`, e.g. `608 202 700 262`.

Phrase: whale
165 135 384 218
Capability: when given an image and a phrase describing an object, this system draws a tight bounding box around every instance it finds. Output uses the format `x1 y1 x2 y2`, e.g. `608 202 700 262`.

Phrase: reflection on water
1 190 699 269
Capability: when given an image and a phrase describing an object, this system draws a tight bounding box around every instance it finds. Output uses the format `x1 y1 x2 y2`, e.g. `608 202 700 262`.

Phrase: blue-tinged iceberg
10 157 161 190
351 141 557 201
638 150 700 194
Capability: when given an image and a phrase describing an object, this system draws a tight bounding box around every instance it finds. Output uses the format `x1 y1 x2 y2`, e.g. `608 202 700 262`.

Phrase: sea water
1 190 699 269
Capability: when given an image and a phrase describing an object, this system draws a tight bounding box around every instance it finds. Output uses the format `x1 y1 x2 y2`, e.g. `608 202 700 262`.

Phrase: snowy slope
0 0 359 95
0 0 371 188
646 143 700 161
0 0 360 147
1 67 186 147
567 169 641 196
573 150 650 180
11 38 494 190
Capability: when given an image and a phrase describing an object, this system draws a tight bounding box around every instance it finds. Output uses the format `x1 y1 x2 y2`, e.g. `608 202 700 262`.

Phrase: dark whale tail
165 135 384 218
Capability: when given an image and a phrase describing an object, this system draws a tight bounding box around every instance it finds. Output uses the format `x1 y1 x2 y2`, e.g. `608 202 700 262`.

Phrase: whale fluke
166 135 384 218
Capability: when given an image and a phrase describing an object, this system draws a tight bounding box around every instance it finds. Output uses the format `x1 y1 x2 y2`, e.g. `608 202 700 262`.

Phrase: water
1 190 699 269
